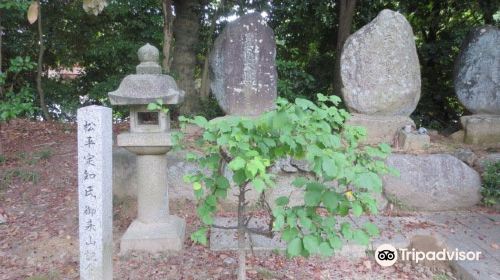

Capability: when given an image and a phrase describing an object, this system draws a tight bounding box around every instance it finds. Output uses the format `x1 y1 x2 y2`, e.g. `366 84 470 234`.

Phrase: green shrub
481 161 500 207
176 94 396 258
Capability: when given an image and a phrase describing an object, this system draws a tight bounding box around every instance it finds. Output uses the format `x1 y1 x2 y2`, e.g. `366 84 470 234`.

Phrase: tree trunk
162 0 174 72
333 0 356 96
36 0 50 121
200 0 224 100
172 0 200 115
237 184 247 280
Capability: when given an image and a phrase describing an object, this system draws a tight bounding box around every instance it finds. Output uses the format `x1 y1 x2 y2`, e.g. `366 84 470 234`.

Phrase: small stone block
120 216 186 253
346 114 415 145
461 115 500 145
397 130 430 151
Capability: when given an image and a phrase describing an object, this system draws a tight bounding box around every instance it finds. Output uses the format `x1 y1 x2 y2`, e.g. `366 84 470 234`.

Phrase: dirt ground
0 119 490 280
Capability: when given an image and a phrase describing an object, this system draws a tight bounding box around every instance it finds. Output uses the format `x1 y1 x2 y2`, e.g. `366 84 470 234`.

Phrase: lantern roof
108 44 184 106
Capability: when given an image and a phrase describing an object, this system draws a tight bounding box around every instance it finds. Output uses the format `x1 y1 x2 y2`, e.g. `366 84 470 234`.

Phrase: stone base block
346 114 415 145
120 216 186 253
460 115 500 145
397 130 430 151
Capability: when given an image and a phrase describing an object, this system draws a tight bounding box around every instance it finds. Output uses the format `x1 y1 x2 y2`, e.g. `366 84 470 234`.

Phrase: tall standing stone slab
341 9 421 116
77 105 113 280
210 12 277 116
454 25 500 115
454 26 500 146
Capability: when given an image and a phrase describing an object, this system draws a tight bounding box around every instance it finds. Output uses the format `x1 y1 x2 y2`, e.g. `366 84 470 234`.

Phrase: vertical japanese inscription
78 106 112 280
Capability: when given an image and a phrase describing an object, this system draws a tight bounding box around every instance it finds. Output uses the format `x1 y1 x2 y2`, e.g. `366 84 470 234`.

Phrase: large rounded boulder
454 25 500 115
383 154 481 211
341 9 421 116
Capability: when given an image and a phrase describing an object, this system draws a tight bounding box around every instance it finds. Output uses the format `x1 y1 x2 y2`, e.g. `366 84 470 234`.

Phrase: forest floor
0 119 497 280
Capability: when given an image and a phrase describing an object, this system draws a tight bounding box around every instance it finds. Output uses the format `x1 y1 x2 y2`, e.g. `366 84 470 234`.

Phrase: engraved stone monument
454 25 500 145
77 105 113 280
109 43 186 252
210 12 277 116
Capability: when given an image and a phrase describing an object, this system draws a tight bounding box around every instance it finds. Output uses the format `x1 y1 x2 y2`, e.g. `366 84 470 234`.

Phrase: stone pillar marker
108 43 186 253
77 105 113 280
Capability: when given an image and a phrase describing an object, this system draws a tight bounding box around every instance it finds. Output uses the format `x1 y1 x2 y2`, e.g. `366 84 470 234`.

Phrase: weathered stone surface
341 9 421 116
120 216 185 253
451 148 477 166
346 114 415 145
77 105 113 280
210 13 277 116
460 115 500 145
396 130 430 151
109 43 184 106
454 26 500 114
449 130 464 143
383 154 481 211
112 147 137 198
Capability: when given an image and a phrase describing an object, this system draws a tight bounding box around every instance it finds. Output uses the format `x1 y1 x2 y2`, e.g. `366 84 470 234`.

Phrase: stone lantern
108 43 186 252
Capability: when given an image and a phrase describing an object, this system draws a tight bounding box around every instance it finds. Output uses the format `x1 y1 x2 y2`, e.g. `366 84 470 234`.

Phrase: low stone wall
113 147 488 212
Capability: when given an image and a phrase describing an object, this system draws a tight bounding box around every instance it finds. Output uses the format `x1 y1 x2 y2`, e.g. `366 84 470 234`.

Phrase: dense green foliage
177 95 396 256
0 56 37 121
481 161 500 207
1 0 498 128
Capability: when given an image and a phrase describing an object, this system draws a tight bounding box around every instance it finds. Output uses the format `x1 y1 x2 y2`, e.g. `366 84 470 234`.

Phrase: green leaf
304 188 322 206
353 172 382 192
322 158 338 177
191 227 208 245
252 177 266 192
352 202 363 217
275 196 290 206
232 170 247 185
322 191 339 210
228 157 246 171
292 177 308 188
295 98 315 109
353 229 370 246
303 235 320 254
192 116 208 127
363 222 379 237
205 195 217 206
287 237 303 257
341 223 352 239
216 176 230 189
193 182 202 191
281 227 299 242
214 189 227 198
147 102 158 111
319 242 334 257
201 214 213 225
328 235 342 250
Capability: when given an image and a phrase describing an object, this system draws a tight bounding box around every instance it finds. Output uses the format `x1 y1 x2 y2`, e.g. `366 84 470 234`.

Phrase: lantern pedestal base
120 216 186 253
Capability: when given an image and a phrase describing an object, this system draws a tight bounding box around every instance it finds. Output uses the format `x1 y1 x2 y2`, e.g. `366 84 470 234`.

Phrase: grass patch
35 148 53 160
14 149 53 165
481 161 500 207
0 169 40 189
26 271 60 280
433 273 450 280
